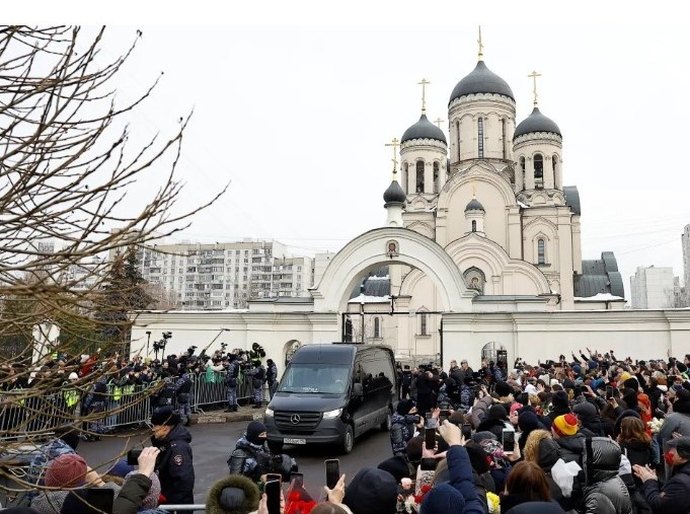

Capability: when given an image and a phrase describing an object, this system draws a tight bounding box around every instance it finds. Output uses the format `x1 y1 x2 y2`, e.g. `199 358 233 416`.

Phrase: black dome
401 114 446 144
383 179 406 205
514 107 561 138
465 198 485 212
449 60 514 103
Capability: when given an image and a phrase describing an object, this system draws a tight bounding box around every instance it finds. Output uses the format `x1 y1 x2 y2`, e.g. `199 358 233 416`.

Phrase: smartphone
83 487 114 514
502 429 515 454
606 385 614 399
461 423 472 440
425 427 436 450
266 473 282 484
265 479 281 514
325 459 340 489
290 472 304 488
439 410 450 424
426 417 438 430
127 448 142 466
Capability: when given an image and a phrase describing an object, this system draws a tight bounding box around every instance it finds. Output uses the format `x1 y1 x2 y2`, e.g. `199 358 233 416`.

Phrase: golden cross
434 117 445 128
418 78 430 113
528 70 542 106
477 26 484 60
385 137 401 176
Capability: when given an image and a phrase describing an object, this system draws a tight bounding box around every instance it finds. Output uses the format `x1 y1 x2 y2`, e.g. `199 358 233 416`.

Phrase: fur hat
206 474 261 514
495 381 512 398
151 406 180 426
44 453 87 487
552 413 579 437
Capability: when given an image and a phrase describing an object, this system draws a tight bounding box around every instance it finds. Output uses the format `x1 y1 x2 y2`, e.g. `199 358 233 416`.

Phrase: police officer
225 354 240 412
151 406 195 506
266 359 278 399
174 368 193 426
227 420 272 482
245 359 266 409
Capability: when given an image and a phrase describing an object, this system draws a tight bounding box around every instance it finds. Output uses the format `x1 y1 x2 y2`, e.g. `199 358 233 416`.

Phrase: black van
264 343 397 454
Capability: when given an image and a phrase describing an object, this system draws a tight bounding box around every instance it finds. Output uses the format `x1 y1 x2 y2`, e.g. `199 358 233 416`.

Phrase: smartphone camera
425 427 436 450
127 449 143 466
265 479 281 514
502 429 515 453
325 459 340 490
461 423 472 440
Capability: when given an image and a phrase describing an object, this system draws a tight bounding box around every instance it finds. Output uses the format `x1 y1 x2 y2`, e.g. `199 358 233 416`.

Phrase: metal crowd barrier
189 371 254 413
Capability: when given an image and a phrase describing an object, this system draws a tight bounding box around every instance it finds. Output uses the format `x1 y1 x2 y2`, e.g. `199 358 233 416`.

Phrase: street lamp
145 331 151 356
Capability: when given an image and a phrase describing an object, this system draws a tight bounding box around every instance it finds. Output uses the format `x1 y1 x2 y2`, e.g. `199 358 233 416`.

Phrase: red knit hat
552 413 579 437
44 453 87 487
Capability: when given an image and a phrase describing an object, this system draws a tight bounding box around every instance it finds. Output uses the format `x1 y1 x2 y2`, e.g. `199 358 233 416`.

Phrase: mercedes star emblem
290 414 301 425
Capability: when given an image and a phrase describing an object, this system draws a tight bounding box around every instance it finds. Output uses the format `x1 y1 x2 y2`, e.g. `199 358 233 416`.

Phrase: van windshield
278 364 350 394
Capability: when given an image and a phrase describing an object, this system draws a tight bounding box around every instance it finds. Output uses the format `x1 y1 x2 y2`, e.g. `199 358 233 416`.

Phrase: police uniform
225 357 240 412
174 371 193 426
245 361 266 408
266 359 278 399
151 407 195 505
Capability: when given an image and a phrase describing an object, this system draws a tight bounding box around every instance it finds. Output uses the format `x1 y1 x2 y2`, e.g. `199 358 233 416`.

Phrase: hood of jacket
206 474 261 514
585 437 622 483
555 432 585 453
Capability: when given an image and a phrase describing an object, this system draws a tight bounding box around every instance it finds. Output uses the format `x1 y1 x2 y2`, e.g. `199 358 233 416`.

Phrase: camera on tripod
187 345 198 356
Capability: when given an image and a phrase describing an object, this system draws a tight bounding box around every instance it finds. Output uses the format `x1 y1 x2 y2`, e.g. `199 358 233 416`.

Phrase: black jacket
152 424 195 504
642 461 690 514
114 473 152 514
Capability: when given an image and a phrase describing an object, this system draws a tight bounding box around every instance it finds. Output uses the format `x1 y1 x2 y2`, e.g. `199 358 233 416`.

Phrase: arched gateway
311 227 476 314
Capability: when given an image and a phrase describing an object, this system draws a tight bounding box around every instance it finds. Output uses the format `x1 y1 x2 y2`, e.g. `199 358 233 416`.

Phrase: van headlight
265 408 274 417
322 408 342 419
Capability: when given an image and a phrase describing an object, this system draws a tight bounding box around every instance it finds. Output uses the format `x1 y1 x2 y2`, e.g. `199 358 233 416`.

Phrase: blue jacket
446 445 485 514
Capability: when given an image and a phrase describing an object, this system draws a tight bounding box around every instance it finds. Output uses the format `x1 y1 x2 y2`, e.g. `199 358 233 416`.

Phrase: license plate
284 438 306 445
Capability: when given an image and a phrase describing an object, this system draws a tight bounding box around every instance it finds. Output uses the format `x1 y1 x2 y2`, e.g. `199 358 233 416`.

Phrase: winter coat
471 396 493 429
227 435 271 483
114 473 152 514
642 461 690 514
554 433 586 463
32 483 121 514
151 424 195 504
445 445 485 514
658 411 690 447
582 438 632 514
390 413 417 456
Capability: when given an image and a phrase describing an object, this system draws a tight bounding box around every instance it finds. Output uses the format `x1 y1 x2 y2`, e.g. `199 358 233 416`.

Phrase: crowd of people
6 347 690 514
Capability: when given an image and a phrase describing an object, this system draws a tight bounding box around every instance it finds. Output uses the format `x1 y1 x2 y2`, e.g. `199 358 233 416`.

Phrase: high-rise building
134 240 313 310
683 224 690 306
630 265 676 309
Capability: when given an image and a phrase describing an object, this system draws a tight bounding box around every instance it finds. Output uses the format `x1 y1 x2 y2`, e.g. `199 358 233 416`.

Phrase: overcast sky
13 2 690 300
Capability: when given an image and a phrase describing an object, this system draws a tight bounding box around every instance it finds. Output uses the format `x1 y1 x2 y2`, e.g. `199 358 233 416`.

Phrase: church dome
383 179 406 205
449 61 514 103
401 114 447 144
465 198 485 212
514 107 561 138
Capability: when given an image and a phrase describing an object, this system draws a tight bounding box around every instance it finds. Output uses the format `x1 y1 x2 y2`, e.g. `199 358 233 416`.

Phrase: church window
471 220 477 232
373 317 380 338
501 118 506 159
416 161 424 193
402 162 408 194
477 117 484 158
534 153 544 188
433 162 440 193
456 120 461 161
420 312 428 336
538 238 546 265
520 157 526 186
552 154 559 188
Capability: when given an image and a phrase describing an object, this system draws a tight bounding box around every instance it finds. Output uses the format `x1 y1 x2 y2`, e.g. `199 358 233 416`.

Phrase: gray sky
14 2 690 300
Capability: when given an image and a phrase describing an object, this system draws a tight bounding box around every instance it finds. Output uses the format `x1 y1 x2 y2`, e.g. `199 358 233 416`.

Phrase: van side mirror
352 383 363 397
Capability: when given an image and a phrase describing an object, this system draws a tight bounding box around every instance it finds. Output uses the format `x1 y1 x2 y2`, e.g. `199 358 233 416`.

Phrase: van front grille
274 411 322 431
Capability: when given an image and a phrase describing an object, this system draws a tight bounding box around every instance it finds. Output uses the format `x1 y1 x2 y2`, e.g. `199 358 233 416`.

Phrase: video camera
256 452 298 482
187 345 198 356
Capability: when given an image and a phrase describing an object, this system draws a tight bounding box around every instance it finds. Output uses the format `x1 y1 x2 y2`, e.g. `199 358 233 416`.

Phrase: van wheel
341 425 354 454
380 408 392 431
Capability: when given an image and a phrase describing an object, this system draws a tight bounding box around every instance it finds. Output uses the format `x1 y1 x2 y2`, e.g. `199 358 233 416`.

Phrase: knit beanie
517 411 540 432
573 401 597 421
623 377 640 391
495 381 512 398
343 468 398 514
552 413 579 437
126 470 161 509
464 441 491 474
509 403 524 417
622 388 639 410
246 421 267 445
472 431 498 444
44 453 87 487
488 404 507 420
108 458 135 478
420 483 465 514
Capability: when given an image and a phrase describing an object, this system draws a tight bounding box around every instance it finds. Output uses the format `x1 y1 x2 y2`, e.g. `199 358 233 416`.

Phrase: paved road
78 420 393 504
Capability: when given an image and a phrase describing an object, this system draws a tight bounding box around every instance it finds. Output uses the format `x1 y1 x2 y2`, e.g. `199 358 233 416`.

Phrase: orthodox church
132 38 690 370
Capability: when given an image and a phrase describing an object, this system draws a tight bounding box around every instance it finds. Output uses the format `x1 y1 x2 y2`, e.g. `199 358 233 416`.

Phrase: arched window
344 317 353 342
471 220 477 232
373 317 380 338
534 153 544 188
477 117 484 158
537 238 546 265
519 157 526 186
402 162 409 194
552 154 559 189
501 118 506 159
416 161 424 193
420 313 428 336
433 162 440 193
456 120 461 161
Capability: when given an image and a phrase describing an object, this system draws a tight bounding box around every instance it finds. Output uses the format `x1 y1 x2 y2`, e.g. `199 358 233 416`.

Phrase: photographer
227 420 297 483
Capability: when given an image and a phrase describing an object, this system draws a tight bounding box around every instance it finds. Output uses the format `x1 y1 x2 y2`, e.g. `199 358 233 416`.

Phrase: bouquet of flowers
487 492 501 513
648 417 664 434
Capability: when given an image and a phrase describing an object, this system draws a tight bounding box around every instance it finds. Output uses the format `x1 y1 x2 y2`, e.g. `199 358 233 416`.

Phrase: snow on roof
574 293 625 302
348 294 391 304
518 200 529 209
366 275 390 280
